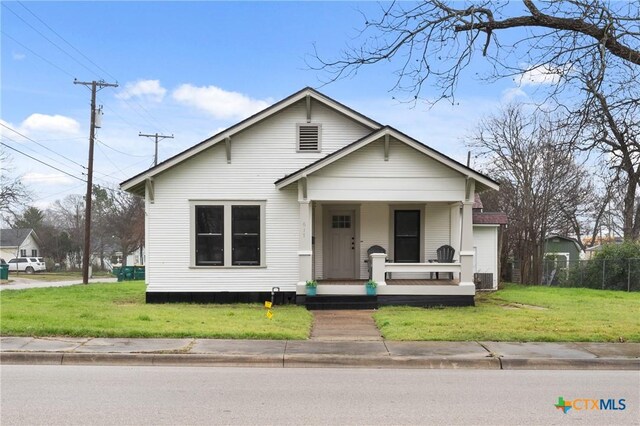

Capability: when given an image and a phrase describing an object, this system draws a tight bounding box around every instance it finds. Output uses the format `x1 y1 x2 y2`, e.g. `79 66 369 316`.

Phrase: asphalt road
1 366 638 425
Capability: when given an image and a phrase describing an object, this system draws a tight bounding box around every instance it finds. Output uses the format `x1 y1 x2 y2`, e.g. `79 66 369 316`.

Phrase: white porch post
459 179 475 286
298 185 313 284
370 253 387 285
450 202 461 259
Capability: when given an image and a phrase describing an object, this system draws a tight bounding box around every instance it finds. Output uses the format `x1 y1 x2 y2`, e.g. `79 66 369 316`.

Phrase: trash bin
122 266 135 280
133 266 145 280
0 264 9 280
112 267 120 277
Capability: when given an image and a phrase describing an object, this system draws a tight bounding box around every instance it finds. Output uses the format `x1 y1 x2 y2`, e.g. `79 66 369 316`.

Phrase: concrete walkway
310 310 382 341
1 336 638 370
0 277 118 291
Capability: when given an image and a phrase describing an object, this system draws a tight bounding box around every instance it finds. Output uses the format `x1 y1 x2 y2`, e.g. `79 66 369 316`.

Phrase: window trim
296 123 322 153
190 200 266 268
388 205 425 263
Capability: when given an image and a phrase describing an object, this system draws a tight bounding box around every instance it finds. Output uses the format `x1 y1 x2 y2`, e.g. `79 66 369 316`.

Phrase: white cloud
22 172 74 185
172 84 270 120
116 79 166 102
517 65 564 87
21 114 80 135
501 87 527 103
12 52 26 61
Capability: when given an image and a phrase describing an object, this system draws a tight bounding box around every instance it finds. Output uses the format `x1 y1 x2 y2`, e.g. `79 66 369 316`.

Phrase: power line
139 132 173 166
2 3 101 80
0 122 88 170
1 135 86 175
95 138 154 158
0 142 86 183
7 4 171 136
1 30 75 78
17 1 118 81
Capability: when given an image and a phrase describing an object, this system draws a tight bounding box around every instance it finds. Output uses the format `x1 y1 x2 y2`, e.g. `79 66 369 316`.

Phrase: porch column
298 200 313 284
459 200 474 285
370 253 387 285
449 202 461 259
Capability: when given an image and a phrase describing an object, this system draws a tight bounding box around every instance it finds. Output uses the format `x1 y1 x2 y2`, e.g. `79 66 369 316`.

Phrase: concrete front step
298 295 377 310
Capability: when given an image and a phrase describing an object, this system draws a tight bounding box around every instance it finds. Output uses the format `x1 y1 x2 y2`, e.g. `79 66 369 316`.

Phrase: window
31 249 38 257
394 210 420 263
20 249 26 257
332 215 351 229
195 206 224 266
192 202 265 267
232 206 260 265
297 123 321 152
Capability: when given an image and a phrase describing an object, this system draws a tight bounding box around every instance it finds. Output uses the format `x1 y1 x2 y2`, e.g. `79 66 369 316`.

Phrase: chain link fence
542 258 640 291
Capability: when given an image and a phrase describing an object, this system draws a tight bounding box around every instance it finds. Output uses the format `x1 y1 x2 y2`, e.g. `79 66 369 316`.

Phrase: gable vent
297 124 321 152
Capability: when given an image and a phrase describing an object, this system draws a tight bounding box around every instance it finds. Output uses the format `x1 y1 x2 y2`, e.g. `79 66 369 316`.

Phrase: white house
0 228 41 261
121 88 500 308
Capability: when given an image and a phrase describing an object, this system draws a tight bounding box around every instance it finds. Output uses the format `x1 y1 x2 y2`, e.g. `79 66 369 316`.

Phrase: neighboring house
584 237 623 260
472 195 507 290
0 228 41 260
121 87 500 307
543 235 583 284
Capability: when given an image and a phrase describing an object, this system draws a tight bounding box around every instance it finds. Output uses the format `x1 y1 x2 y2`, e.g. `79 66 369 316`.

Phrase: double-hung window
394 210 420 263
195 206 224 266
193 201 265 267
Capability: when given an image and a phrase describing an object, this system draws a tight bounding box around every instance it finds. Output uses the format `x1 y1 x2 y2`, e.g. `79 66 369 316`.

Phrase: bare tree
315 0 640 240
103 190 144 267
0 148 30 221
471 104 595 284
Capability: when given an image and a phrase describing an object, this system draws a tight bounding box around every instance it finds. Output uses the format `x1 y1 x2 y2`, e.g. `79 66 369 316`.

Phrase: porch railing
369 253 461 285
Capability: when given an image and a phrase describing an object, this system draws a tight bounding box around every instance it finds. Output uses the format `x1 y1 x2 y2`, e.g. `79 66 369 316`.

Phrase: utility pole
74 79 118 285
139 132 173 166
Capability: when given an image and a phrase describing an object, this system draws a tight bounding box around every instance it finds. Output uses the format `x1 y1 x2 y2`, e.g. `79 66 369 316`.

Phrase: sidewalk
1 337 638 370
0 277 118 291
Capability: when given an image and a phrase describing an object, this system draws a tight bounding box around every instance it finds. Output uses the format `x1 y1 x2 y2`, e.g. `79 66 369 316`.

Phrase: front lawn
374 284 640 342
0 282 312 339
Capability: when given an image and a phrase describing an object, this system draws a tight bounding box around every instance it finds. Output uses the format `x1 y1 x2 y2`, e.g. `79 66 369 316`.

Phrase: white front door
325 210 356 279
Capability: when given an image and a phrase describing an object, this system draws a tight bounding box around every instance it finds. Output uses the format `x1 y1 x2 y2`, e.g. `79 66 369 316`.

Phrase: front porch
274 128 500 307
296 278 475 309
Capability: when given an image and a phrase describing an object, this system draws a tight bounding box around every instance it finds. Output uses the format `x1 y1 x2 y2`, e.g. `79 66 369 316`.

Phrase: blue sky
1 1 540 210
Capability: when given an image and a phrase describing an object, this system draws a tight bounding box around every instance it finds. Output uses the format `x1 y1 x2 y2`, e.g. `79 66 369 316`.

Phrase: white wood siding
146 99 372 292
473 225 498 288
425 203 451 261
0 233 40 259
359 203 390 279
308 139 465 201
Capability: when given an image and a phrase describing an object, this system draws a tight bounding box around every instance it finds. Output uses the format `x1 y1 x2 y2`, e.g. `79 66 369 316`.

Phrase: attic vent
297 124 321 152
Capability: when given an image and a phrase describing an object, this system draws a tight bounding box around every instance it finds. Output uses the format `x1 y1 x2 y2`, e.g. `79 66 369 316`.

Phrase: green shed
543 235 583 284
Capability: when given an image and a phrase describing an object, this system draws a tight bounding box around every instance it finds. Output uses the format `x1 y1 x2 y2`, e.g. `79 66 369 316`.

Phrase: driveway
0 276 118 291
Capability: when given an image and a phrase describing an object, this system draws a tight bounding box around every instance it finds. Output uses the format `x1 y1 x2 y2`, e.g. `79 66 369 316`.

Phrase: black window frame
394 210 421 263
231 205 261 266
195 205 224 266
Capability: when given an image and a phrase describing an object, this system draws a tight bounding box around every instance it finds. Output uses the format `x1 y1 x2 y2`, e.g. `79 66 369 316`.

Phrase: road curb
499 357 640 370
2 351 637 370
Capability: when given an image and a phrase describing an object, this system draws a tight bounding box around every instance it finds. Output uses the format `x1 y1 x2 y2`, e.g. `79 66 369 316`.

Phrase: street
1 366 638 425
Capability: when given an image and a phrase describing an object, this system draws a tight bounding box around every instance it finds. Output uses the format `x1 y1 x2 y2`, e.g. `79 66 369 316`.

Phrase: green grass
0 281 312 339
373 284 640 342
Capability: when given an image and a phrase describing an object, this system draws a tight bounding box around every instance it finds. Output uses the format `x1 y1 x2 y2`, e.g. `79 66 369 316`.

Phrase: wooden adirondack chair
436 245 455 279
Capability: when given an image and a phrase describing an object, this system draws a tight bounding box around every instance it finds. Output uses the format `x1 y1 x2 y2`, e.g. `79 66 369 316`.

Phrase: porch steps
298 295 377 310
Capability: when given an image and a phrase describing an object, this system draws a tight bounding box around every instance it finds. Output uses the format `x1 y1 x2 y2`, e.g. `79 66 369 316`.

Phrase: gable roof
473 212 507 225
274 126 499 192
545 234 583 252
0 228 37 248
121 87 382 195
